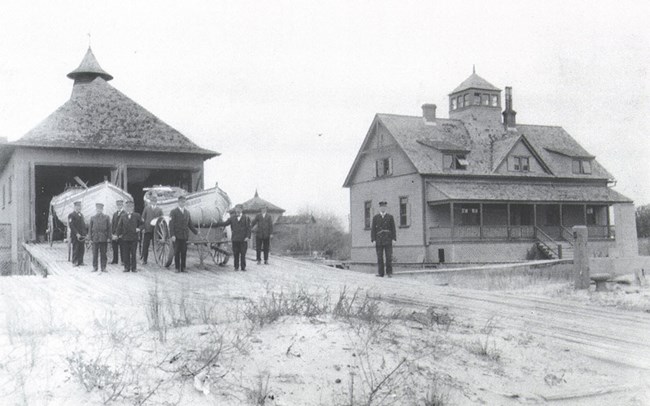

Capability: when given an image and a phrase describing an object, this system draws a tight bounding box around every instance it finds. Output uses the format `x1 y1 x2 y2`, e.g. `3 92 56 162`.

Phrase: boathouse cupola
448 67 502 125
67 47 114 84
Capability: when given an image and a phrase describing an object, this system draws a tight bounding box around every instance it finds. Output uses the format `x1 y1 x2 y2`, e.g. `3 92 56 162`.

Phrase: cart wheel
211 242 230 266
153 218 174 267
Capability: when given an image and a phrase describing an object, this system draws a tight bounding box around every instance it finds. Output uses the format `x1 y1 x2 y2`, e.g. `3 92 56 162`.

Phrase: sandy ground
0 243 649 405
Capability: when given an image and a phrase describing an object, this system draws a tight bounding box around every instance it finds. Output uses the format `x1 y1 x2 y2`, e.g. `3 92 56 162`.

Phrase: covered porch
428 202 613 242
426 181 629 244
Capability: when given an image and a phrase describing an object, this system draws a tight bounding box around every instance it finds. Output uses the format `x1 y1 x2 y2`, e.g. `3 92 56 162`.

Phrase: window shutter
388 158 393 175
375 160 381 177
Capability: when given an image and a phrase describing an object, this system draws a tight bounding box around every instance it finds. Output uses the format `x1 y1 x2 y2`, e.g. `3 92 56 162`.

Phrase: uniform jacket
116 212 143 241
142 205 164 233
219 214 251 242
251 213 273 239
168 207 198 240
68 211 87 240
89 213 112 243
111 209 125 235
371 213 396 246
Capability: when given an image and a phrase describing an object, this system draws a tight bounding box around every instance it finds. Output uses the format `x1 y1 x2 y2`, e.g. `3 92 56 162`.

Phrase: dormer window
572 159 592 174
443 154 468 170
509 156 530 172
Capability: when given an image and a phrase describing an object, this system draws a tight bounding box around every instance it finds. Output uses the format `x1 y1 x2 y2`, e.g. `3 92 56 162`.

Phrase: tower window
491 95 499 106
451 98 457 110
482 94 490 105
458 95 464 108
474 93 481 105
463 94 469 107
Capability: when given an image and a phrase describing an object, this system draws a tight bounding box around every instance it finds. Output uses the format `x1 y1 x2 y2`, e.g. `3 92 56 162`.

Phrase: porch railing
535 227 561 258
429 225 535 242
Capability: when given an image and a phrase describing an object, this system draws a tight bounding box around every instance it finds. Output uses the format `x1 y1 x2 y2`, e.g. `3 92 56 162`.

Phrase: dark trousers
121 240 138 271
375 244 393 276
92 242 108 271
142 232 153 262
174 239 188 271
111 239 123 264
232 241 248 270
72 238 85 265
256 238 270 262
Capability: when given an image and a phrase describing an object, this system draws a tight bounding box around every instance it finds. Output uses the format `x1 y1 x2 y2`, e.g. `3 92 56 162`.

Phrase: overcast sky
1 0 648 223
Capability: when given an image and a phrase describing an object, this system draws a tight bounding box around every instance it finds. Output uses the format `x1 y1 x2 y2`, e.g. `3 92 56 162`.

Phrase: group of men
68 196 275 274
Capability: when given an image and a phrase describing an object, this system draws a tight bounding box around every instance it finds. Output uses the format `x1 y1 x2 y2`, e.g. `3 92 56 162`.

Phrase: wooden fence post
573 225 589 289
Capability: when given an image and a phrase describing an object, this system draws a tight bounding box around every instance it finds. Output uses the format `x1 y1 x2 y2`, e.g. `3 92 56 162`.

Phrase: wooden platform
22 242 221 276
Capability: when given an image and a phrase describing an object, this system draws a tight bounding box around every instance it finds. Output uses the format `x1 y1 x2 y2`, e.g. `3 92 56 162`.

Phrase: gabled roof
12 77 218 157
237 190 285 214
343 113 614 187
450 72 500 94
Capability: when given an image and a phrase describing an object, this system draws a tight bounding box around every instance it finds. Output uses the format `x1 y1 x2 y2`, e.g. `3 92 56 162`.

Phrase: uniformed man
370 200 396 277
111 199 125 265
251 205 273 265
216 204 251 271
89 203 111 272
169 196 198 273
141 195 163 265
116 200 143 272
68 201 87 266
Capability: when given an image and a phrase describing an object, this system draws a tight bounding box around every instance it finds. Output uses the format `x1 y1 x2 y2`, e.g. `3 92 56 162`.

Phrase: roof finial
87 32 92 48
254 189 259 198
473 64 476 74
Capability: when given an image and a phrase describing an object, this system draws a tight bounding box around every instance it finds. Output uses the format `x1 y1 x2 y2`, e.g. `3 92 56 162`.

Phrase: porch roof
426 181 632 204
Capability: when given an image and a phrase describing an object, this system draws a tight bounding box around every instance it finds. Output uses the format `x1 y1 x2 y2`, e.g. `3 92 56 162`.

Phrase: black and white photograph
0 1 648 405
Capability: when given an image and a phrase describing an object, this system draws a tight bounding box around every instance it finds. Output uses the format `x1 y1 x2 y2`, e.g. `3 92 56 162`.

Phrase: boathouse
0 48 218 262
344 70 638 264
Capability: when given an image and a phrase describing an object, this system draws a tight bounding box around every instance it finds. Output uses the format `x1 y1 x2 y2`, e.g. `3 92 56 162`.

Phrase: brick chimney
502 87 517 129
422 104 437 125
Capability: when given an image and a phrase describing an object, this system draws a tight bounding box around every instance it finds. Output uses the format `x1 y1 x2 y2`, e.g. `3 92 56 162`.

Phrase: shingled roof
12 49 217 157
450 72 501 94
236 190 285 214
366 113 613 181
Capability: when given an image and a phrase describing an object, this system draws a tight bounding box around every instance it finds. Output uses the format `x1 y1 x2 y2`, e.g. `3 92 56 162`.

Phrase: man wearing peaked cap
371 200 396 278
111 199 125 265
169 195 198 273
116 200 143 272
141 195 163 265
89 202 111 272
68 200 87 267
216 203 251 271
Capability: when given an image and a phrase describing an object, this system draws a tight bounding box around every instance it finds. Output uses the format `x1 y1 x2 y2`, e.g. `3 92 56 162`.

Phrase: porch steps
536 242 574 260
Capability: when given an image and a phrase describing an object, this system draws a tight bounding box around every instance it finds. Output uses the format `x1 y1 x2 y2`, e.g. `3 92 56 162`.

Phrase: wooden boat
50 181 132 227
144 183 231 226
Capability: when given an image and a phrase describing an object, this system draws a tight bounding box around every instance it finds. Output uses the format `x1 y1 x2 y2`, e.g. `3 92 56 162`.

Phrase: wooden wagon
145 185 232 268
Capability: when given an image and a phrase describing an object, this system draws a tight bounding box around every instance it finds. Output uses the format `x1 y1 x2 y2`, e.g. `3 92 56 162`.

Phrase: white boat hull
50 181 132 226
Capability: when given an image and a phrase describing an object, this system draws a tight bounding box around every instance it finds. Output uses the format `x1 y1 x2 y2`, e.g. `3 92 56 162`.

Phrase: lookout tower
448 67 502 125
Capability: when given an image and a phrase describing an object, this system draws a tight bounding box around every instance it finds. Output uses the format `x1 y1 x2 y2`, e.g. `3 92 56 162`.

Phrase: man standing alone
116 200 142 272
217 204 251 271
251 205 273 265
371 200 396 277
68 201 87 267
141 195 163 265
89 203 111 273
169 196 198 273
111 199 125 265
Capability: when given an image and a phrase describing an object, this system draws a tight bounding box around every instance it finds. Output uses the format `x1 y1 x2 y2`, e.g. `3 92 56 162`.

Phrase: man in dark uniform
68 201 87 266
89 203 111 273
110 199 125 265
251 205 273 265
371 200 396 277
141 195 163 265
169 196 198 273
217 204 251 271
116 200 142 272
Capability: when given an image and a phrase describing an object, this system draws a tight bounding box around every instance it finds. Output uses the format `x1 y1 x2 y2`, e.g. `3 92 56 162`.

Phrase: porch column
583 204 588 225
559 204 564 234
450 202 455 240
606 206 611 238
479 203 483 239
506 203 511 240
533 204 538 238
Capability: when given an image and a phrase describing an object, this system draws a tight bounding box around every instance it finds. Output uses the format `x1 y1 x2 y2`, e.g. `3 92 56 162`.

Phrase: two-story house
344 71 637 264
